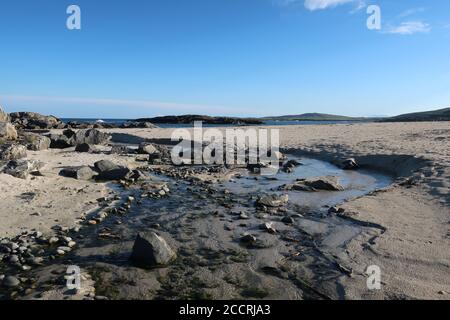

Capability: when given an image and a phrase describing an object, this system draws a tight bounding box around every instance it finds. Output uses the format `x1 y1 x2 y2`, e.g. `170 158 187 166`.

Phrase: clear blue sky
0 0 449 118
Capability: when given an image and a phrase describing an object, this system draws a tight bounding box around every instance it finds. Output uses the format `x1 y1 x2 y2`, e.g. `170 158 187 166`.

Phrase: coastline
1 121 449 299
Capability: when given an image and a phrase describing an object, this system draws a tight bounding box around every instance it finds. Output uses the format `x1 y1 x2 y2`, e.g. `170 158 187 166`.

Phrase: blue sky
0 0 449 118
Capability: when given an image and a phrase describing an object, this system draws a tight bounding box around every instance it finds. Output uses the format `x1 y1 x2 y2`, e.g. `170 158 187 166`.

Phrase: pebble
281 216 294 224
240 234 257 244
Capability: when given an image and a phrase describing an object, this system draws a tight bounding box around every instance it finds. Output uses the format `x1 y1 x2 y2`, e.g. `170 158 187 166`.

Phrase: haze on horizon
0 0 449 119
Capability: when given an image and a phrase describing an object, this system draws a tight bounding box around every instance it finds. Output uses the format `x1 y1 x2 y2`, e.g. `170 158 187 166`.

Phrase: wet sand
1 121 449 300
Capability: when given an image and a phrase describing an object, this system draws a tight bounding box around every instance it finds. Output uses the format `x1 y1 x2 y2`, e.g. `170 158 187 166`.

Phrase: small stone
240 234 257 244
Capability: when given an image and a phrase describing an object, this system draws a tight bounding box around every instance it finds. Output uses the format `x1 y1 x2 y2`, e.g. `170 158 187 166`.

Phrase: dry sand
1 121 449 299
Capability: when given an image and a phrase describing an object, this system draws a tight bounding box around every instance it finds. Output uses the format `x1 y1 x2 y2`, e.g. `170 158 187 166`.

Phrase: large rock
23 133 51 151
49 133 72 149
71 129 110 146
96 167 131 181
121 121 157 129
0 122 18 141
94 160 120 172
289 176 344 191
130 232 176 268
257 194 289 207
9 112 62 129
75 143 92 153
0 144 27 161
60 166 96 180
3 159 44 179
0 105 9 122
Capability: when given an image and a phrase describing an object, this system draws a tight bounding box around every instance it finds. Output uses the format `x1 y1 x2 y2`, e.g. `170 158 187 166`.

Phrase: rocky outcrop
121 121 158 129
9 112 63 130
0 144 27 161
49 129 111 149
0 122 18 141
130 232 176 268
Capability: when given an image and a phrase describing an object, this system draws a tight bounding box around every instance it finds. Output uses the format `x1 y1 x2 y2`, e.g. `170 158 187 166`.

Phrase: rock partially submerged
282 176 344 192
130 232 176 268
342 158 358 170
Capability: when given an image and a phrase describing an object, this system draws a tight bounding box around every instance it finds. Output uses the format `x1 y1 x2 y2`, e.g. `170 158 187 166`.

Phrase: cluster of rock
49 128 111 149
9 112 64 130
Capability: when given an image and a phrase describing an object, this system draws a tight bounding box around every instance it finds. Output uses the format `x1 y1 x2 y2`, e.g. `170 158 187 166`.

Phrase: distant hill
261 113 376 121
382 108 450 122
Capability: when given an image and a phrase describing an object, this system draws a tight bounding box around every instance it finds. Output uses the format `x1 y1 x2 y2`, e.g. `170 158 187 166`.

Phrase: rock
2 275 20 288
260 222 276 234
0 105 9 122
0 122 18 140
257 194 289 207
60 166 96 180
138 143 159 155
130 232 176 268
94 160 120 172
240 234 257 244
282 159 302 173
23 133 51 151
297 176 344 191
0 144 27 161
71 129 111 146
75 143 92 153
48 133 72 149
342 158 358 170
96 167 131 181
3 159 45 179
10 112 62 130
281 216 294 224
328 207 345 214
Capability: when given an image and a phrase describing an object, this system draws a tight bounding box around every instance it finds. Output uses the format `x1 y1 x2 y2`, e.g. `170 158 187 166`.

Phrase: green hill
261 113 374 121
383 108 450 122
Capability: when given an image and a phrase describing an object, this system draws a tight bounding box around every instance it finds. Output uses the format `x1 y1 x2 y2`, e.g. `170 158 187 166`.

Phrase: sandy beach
1 121 449 300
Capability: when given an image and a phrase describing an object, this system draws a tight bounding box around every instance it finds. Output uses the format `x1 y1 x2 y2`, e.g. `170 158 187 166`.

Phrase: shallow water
9 157 394 300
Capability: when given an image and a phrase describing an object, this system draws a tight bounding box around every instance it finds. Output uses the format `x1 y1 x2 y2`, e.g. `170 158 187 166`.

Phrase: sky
0 0 449 119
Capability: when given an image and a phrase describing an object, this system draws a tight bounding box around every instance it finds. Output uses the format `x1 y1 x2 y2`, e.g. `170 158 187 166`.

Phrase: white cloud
398 7 425 18
303 0 355 11
386 21 431 35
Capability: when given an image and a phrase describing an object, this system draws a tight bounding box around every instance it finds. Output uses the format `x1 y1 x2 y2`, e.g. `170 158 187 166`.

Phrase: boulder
257 194 289 207
23 133 51 151
95 167 131 181
60 166 96 180
110 145 133 155
3 159 44 179
71 129 110 146
295 176 344 191
0 105 9 122
0 122 18 141
94 160 120 172
130 232 176 268
9 112 62 129
49 133 72 149
0 144 27 161
75 143 92 153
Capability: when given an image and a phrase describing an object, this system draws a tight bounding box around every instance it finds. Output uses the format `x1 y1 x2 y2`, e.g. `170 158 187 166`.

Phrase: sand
1 121 449 299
